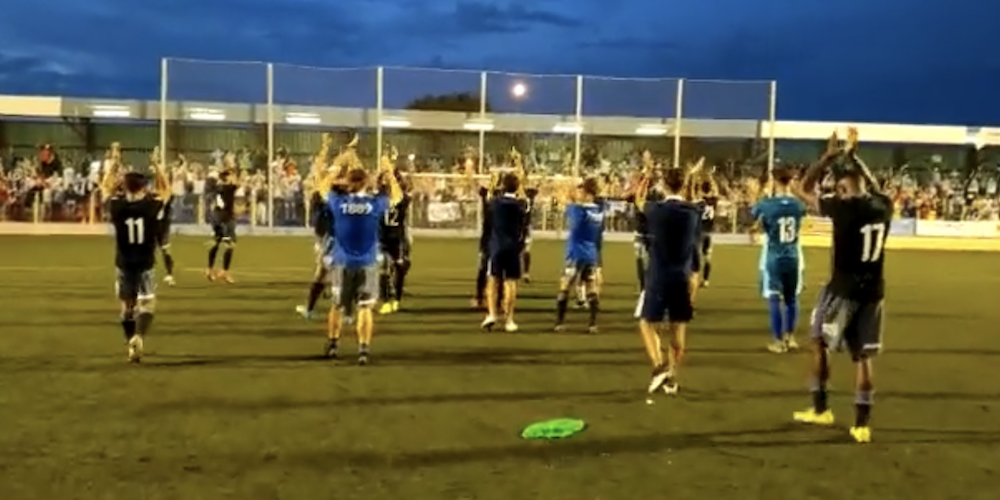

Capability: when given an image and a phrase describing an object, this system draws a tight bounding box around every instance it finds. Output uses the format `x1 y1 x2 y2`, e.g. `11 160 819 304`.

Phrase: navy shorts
212 220 237 243
116 267 156 301
488 249 522 280
563 259 597 285
156 221 171 248
810 285 883 360
636 274 693 323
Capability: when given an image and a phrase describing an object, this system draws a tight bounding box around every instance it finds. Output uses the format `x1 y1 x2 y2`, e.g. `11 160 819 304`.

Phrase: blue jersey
564 201 605 265
326 191 389 268
752 195 807 262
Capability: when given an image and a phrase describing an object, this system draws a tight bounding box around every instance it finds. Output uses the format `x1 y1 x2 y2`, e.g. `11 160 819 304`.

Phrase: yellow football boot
849 426 872 443
792 408 835 426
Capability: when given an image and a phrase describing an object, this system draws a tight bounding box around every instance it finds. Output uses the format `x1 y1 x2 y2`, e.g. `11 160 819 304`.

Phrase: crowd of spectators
1 141 997 232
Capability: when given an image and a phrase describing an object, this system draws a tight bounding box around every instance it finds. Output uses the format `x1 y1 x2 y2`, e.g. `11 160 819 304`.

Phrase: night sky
1 0 998 124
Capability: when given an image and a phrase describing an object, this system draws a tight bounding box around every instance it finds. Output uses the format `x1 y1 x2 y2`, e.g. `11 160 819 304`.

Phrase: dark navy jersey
311 192 333 238
213 183 238 222
489 194 528 254
157 195 174 227
628 190 663 236
381 194 410 242
820 193 893 301
522 187 538 236
696 195 719 233
110 194 162 271
478 187 495 251
645 196 701 278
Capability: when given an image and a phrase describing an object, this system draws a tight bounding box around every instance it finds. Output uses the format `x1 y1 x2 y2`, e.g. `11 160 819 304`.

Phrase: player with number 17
793 127 892 444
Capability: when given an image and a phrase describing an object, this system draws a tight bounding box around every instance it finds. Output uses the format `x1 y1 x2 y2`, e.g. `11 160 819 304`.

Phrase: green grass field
1 235 999 500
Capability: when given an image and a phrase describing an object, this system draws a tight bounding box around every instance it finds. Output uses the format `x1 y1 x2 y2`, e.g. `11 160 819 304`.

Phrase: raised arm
796 131 840 210
511 147 527 198
99 142 122 199
842 127 882 195
380 145 404 206
149 146 171 200
682 157 705 200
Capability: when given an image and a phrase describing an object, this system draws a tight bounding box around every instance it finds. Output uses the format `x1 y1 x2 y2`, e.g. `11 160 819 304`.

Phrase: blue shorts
760 257 802 299
488 249 522 280
635 273 693 323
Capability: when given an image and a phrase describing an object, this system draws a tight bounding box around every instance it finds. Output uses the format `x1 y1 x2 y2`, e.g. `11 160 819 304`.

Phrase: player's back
489 194 526 253
566 202 605 263
110 195 161 270
646 198 700 277
758 195 806 262
328 191 388 267
478 187 494 250
311 191 333 238
696 195 720 233
213 183 237 221
381 193 410 242
823 193 893 300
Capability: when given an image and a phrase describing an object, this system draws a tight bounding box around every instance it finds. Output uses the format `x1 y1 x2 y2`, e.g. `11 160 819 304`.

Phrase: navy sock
784 299 799 337
307 282 325 311
136 310 154 337
810 379 828 413
587 294 599 327
222 248 234 270
163 252 175 275
207 244 219 268
556 291 568 323
768 295 784 341
121 312 136 341
855 389 873 427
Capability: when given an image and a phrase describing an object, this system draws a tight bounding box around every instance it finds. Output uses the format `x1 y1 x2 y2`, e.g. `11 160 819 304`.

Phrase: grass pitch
1 235 999 500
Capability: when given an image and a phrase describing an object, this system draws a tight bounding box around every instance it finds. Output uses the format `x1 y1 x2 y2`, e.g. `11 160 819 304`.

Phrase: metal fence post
767 80 778 193
673 78 684 168
573 75 583 177
478 71 487 174
159 58 168 169
376 66 384 169
266 62 275 227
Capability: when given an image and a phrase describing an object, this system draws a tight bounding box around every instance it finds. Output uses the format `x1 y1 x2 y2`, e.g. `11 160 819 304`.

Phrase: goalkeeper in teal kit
751 168 807 353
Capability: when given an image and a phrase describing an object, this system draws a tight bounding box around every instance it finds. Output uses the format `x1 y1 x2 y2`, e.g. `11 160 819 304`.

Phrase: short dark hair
123 172 147 194
501 173 520 194
347 168 368 192
700 180 713 193
580 177 599 197
663 168 686 193
773 167 794 186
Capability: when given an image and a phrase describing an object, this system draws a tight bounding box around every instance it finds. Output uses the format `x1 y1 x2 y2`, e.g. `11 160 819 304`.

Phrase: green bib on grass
520 418 586 440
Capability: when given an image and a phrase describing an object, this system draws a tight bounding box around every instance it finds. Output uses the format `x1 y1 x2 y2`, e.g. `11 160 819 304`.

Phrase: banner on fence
890 218 916 236
915 220 998 238
801 217 831 236
427 202 463 223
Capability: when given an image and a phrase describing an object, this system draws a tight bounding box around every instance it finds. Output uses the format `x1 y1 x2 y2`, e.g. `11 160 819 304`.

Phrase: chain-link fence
0 59 781 230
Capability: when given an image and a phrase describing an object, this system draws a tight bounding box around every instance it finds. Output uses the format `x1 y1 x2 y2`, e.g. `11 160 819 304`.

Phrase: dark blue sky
1 0 998 124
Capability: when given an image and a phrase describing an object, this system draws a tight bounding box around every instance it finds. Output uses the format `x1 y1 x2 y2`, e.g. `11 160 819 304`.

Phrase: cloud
0 0 997 122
